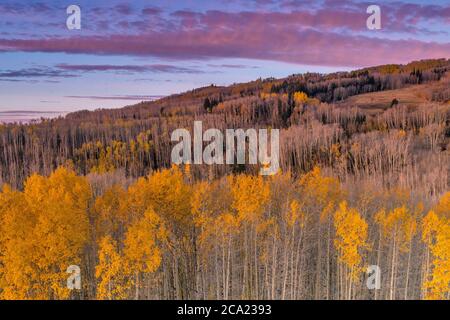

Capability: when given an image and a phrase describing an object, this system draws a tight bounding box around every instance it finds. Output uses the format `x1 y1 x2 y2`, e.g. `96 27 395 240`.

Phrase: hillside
0 58 448 189
338 73 450 114
64 58 449 123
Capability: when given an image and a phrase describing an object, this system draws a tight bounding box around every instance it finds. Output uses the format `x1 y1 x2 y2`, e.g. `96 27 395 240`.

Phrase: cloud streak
66 95 165 101
1 29 448 68
0 67 77 78
56 63 204 74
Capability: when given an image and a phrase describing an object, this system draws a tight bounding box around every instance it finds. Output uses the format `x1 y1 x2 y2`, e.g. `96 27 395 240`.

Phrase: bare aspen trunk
389 237 397 300
135 271 139 300
404 241 412 300
375 228 382 300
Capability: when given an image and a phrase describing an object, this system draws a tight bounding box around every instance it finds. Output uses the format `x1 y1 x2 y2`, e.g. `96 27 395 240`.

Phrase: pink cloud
1 24 449 68
55 63 203 73
0 2 448 68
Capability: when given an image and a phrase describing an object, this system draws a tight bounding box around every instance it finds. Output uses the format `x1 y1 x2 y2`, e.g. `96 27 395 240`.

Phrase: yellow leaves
376 206 417 252
1 162 448 300
433 192 450 219
423 219 450 300
286 200 305 228
96 236 131 300
123 208 168 274
191 181 212 228
422 210 440 245
422 193 450 300
94 184 129 238
334 201 368 275
260 92 278 100
144 165 192 227
0 167 91 299
230 175 270 224
293 91 308 104
0 186 36 299
298 166 343 217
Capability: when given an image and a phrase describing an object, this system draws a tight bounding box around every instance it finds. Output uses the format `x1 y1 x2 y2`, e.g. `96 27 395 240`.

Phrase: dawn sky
0 0 449 116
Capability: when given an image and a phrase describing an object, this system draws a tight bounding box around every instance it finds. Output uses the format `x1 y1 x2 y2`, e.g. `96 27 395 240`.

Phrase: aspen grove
0 165 448 300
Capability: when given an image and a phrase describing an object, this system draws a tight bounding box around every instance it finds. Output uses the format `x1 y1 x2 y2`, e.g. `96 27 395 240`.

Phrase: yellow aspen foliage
0 186 35 299
293 91 308 104
25 167 91 299
422 192 450 299
139 165 192 229
433 192 450 219
0 168 91 299
191 181 213 228
422 210 440 246
94 184 129 239
123 208 168 275
286 200 306 229
376 206 417 252
96 236 131 300
230 175 270 223
298 166 343 218
126 177 153 222
334 201 368 277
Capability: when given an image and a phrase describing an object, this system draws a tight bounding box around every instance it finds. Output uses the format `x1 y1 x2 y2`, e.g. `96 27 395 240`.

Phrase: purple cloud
0 67 77 78
55 63 204 74
0 1 448 68
66 95 165 101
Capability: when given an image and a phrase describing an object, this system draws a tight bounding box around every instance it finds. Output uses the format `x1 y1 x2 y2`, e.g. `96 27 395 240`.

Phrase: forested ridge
0 58 449 300
0 59 448 188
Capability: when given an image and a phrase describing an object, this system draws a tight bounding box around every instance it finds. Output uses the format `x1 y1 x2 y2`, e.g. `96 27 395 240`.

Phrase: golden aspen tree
127 165 193 299
298 166 343 299
230 174 270 299
0 186 35 299
281 200 306 300
192 178 234 299
24 167 91 299
123 208 168 300
334 201 368 300
375 205 417 300
293 91 308 104
422 192 450 300
231 175 270 224
96 236 131 300
216 212 239 300
94 184 129 240
0 168 91 299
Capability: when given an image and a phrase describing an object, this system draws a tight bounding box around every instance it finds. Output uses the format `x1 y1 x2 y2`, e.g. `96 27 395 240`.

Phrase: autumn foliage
0 165 448 300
